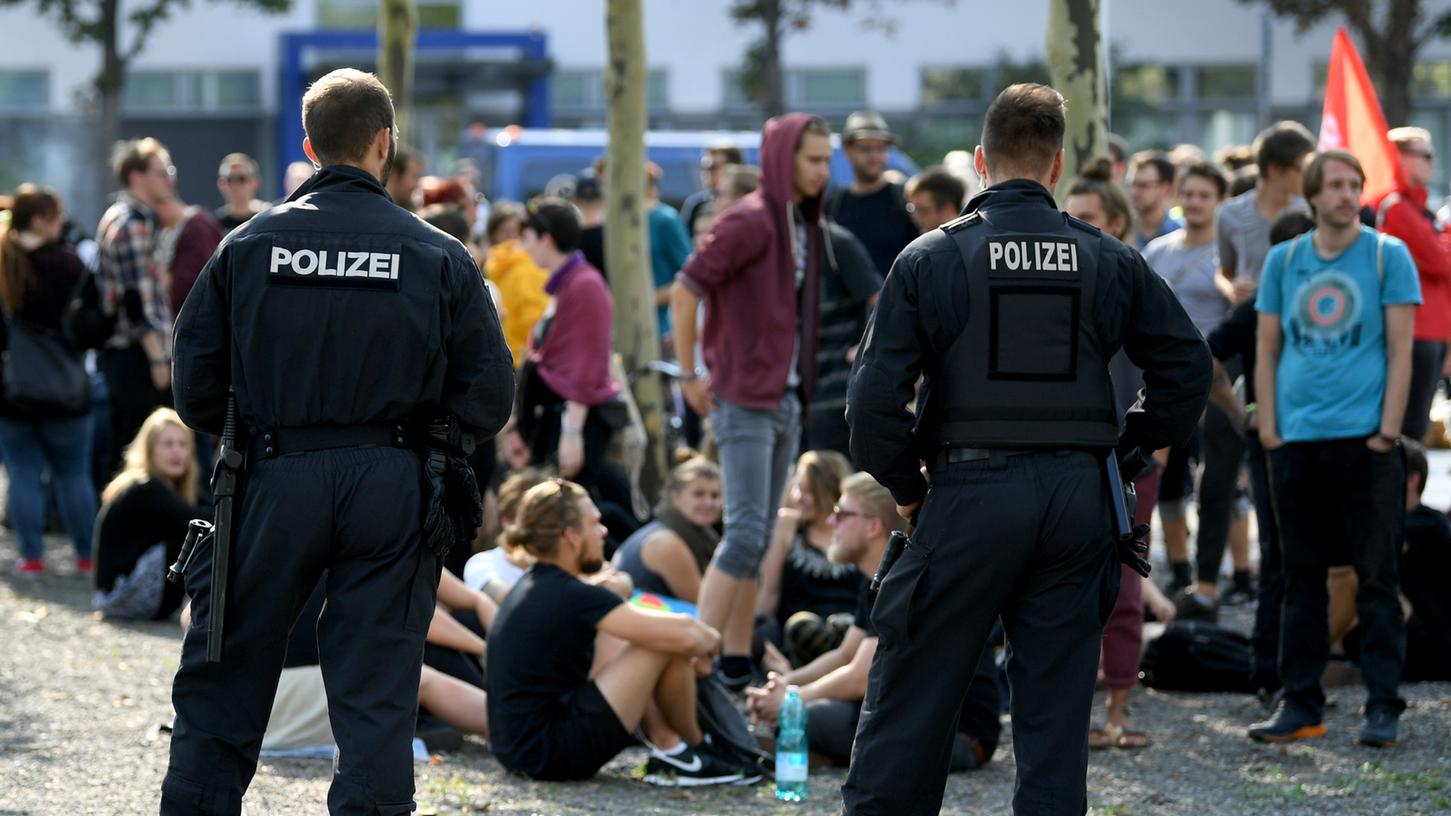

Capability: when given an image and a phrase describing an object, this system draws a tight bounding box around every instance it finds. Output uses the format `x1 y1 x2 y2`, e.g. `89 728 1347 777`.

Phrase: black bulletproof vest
933 211 1120 448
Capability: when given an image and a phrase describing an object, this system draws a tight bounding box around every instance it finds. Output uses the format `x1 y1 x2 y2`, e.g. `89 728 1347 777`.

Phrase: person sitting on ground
485 479 754 786
612 456 723 603
463 468 548 597
747 473 1000 770
757 450 862 666
93 407 204 620
1398 439 1451 681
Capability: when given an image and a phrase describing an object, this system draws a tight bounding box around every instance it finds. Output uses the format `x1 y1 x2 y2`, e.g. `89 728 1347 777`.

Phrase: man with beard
829 111 919 276
746 473 1001 770
162 68 514 814
485 479 756 786
1251 150 1418 748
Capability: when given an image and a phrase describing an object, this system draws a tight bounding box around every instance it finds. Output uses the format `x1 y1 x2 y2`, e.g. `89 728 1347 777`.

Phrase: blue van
459 128 919 206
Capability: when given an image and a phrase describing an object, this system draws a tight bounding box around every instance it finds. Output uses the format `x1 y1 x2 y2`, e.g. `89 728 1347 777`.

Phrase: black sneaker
1249 702 1326 744
1173 589 1220 623
643 744 748 787
1220 584 1256 607
1358 707 1400 748
700 733 765 785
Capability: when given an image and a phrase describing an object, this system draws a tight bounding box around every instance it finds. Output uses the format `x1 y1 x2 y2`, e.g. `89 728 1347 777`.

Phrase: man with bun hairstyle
485 479 756 787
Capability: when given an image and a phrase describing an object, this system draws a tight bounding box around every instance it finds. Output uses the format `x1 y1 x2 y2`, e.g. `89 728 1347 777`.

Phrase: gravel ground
2 527 1449 815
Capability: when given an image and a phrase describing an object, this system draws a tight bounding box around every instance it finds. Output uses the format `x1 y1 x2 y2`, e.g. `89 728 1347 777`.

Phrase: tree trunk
1046 0 1108 200
1359 0 1419 127
605 0 667 499
95 0 124 207
378 0 418 140
761 0 786 117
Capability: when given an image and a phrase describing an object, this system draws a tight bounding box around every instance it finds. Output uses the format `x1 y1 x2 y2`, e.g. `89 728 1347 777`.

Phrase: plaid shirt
96 191 171 352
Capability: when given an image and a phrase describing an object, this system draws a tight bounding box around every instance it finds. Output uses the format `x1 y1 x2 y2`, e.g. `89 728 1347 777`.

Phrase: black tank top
776 525 865 622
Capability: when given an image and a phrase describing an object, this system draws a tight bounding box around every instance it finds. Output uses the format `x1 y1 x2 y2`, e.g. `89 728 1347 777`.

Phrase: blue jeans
710 393 801 580
0 416 97 561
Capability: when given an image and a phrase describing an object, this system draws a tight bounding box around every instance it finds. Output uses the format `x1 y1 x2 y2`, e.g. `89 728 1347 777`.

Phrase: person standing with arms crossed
842 84 1211 815
160 68 514 814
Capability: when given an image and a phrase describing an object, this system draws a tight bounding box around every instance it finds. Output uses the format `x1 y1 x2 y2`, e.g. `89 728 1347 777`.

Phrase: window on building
1413 61 1451 99
723 67 866 109
317 0 460 29
0 70 49 111
920 67 988 106
124 70 261 112
1114 64 1179 106
1197 65 1257 99
551 68 668 112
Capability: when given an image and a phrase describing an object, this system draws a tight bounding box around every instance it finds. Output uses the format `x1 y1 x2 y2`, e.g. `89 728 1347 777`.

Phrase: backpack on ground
1139 620 1256 694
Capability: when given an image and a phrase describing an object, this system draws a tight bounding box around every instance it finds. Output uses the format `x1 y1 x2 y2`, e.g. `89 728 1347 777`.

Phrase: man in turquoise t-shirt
1252 150 1418 749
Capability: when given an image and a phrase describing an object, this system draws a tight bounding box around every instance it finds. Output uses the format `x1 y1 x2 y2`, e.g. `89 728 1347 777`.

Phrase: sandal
1101 704 1151 749
1088 726 1113 750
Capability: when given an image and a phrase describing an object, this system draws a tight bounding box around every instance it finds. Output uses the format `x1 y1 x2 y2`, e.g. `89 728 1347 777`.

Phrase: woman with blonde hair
0 183 97 575
93 407 203 620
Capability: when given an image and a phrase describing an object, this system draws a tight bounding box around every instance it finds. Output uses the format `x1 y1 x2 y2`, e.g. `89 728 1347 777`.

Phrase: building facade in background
2 0 1450 224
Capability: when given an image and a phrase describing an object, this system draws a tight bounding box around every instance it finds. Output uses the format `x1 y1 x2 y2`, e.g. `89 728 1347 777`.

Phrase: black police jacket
845 179 1211 507
172 165 514 441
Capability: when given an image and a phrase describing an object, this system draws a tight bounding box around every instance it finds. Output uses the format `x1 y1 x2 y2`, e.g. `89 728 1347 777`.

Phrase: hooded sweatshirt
679 113 825 410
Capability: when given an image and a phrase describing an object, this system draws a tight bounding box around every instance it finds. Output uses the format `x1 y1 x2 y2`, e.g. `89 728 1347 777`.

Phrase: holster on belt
867 530 912 613
1106 449 1152 578
419 414 482 559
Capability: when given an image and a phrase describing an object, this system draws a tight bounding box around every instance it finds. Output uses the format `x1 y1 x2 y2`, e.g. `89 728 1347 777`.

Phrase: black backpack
1139 620 1256 694
695 675 772 776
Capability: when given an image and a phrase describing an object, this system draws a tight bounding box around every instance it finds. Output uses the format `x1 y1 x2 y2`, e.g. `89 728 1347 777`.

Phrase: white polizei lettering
270 246 293 274
988 242 1004 270
1003 241 1021 270
390 253 400 280
345 251 370 277
1040 241 1059 272
317 250 341 276
291 249 318 275
1057 242 1074 271
1070 243 1078 270
369 253 391 279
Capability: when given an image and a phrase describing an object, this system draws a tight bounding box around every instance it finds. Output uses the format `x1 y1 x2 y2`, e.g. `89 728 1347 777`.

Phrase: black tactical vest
932 211 1120 448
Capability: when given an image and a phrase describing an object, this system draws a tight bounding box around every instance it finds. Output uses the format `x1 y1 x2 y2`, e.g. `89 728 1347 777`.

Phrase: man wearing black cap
828 111 920 277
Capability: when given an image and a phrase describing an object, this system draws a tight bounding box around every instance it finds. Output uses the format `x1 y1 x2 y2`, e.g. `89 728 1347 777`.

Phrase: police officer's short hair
1253 121 1315 175
981 83 1066 177
217 152 259 180
302 69 396 166
1178 161 1230 199
521 196 582 253
113 137 169 188
906 166 966 212
1129 151 1176 187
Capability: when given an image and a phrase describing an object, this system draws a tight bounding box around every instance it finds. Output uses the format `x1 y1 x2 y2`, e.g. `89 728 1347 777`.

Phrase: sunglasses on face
222 175 253 184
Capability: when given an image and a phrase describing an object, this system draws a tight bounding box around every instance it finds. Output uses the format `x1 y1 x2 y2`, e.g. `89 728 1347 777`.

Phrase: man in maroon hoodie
1376 126 1451 443
670 114 833 688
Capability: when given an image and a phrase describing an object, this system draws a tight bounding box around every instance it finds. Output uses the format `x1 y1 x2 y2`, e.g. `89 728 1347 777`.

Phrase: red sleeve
171 213 224 315
1383 199 1451 281
678 203 769 295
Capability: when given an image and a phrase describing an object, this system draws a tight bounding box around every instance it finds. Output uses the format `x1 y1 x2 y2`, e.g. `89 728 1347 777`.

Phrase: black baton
206 391 245 664
166 519 215 585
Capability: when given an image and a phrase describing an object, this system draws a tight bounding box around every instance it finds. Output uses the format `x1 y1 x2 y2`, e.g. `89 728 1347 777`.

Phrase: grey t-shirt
1216 190 1308 283
1144 229 1228 337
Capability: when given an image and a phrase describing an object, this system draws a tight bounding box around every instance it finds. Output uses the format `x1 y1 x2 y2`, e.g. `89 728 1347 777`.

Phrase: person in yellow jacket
485 203 551 367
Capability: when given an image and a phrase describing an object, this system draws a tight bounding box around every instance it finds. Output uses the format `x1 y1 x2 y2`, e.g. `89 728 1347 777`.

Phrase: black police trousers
843 450 1119 816
161 446 438 816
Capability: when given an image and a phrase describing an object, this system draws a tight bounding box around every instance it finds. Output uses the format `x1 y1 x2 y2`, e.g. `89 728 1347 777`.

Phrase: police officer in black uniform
160 68 513 815
842 84 1210 815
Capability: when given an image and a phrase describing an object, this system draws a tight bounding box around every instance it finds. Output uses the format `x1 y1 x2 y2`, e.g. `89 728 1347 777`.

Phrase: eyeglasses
831 505 861 520
153 164 177 179
1405 149 1436 161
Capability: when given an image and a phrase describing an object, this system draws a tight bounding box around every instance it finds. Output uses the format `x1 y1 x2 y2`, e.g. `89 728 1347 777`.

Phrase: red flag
1318 27 1404 206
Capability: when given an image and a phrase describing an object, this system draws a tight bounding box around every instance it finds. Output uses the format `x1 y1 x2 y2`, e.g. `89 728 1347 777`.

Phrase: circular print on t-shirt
1291 269 1362 349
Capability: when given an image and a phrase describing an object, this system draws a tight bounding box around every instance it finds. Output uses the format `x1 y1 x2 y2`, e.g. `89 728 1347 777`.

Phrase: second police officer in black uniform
160 69 514 815
842 84 1211 815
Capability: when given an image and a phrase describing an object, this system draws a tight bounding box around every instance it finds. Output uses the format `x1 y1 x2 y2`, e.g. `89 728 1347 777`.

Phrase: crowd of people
2 88 1450 805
